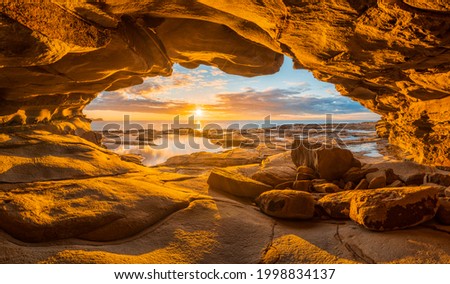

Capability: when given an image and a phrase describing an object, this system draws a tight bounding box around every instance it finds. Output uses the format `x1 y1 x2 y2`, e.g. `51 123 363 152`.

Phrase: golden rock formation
0 0 449 168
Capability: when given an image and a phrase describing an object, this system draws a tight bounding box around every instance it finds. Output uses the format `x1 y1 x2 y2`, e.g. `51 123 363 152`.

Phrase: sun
194 108 203 117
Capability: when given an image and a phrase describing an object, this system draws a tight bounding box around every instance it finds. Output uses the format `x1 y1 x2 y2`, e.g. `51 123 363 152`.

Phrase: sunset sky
85 56 380 122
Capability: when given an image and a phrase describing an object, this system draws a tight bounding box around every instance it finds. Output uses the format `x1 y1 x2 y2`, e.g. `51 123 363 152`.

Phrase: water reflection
346 142 383 158
104 135 223 166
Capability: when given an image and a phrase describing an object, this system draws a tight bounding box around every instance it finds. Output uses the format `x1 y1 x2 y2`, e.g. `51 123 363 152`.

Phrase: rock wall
0 1 449 167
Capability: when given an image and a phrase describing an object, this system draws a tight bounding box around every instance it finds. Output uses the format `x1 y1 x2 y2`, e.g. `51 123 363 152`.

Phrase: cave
0 1 449 264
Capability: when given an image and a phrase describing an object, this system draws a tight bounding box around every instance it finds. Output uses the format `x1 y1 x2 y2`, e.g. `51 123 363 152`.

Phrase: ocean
91 119 378 132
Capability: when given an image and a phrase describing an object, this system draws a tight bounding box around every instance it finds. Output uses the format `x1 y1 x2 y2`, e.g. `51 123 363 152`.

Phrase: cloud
87 86 371 118
206 88 369 116
85 91 194 115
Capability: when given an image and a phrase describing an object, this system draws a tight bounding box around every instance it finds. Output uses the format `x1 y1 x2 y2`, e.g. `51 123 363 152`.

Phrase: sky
85 56 380 121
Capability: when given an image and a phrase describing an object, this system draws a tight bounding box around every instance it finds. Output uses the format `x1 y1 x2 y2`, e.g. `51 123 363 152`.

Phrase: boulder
368 176 387 189
388 180 405 187
428 173 450 187
255 190 315 219
404 173 426 186
291 140 355 181
292 180 312 192
343 167 377 183
317 191 357 219
349 186 441 231
274 181 294 189
367 170 387 189
436 197 450 225
313 182 341 194
297 166 316 175
385 168 401 184
355 179 369 190
251 166 297 187
207 168 272 198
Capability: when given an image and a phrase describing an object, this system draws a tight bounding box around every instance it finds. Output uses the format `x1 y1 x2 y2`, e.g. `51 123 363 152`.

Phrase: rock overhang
0 0 448 167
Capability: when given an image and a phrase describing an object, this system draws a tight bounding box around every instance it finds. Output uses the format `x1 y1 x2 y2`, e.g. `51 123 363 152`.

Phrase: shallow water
104 135 223 166
346 142 383 158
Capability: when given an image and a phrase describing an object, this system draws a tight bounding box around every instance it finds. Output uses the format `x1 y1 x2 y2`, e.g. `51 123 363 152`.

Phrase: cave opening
83 56 381 166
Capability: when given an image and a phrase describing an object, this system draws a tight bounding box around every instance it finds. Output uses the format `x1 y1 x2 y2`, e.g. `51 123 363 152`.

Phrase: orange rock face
0 1 449 166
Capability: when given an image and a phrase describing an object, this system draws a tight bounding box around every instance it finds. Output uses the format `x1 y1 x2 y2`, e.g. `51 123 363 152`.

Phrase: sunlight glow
195 108 203 117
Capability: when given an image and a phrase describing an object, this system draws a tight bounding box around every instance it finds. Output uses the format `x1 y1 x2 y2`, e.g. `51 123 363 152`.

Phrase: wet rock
292 180 312 192
291 140 354 181
436 197 450 225
355 179 369 190
256 190 315 219
349 186 441 231
313 183 341 194
317 191 357 219
207 168 272 198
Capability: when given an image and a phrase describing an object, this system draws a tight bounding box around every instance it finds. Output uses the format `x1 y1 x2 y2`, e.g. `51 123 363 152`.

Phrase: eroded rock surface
349 186 441 230
0 1 449 166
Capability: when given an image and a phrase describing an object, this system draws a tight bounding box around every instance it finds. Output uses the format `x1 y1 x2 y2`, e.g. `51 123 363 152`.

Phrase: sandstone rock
404 173 426 186
313 183 341 194
350 157 362 168
296 166 317 180
291 140 354 181
292 180 312 192
446 187 450 197
428 173 450 187
0 170 196 242
296 172 317 180
355 179 369 190
274 181 294 189
0 1 449 168
349 186 441 231
261 152 295 168
317 191 357 219
367 170 387 189
436 197 450 225
0 131 138 183
343 167 377 183
255 190 315 219
163 148 262 168
297 166 316 175
368 176 387 189
207 168 272 198
388 180 405 187
385 168 401 185
251 166 297 187
344 181 355 190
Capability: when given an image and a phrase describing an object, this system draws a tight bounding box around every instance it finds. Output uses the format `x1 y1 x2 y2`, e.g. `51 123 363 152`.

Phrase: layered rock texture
0 1 449 166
